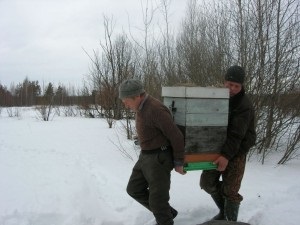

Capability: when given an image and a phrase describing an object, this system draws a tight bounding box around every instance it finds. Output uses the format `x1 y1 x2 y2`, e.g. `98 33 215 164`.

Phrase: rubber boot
224 199 240 221
154 206 177 225
210 193 225 220
170 207 178 219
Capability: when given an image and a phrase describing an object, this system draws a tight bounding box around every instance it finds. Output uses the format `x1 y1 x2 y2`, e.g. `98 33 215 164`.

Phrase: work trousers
127 150 174 225
200 153 247 203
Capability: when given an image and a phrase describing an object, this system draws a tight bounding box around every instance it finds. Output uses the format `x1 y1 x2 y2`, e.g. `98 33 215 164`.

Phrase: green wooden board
184 162 217 171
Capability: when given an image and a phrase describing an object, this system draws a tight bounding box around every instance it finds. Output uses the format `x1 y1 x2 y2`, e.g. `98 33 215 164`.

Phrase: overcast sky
0 0 187 88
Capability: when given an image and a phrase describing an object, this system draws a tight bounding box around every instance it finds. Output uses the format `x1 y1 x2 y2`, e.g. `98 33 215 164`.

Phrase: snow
1 107 300 225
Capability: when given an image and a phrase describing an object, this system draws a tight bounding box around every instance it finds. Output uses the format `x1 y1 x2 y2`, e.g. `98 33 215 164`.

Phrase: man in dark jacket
200 65 256 222
119 79 186 225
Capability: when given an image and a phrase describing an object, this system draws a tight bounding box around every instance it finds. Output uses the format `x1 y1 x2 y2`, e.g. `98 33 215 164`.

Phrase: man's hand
175 166 186 175
214 156 229 171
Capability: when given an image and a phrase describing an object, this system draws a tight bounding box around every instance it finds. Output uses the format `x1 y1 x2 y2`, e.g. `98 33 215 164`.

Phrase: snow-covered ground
1 107 299 225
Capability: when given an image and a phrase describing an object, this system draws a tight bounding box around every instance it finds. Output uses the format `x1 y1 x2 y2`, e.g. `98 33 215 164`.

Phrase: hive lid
162 86 229 99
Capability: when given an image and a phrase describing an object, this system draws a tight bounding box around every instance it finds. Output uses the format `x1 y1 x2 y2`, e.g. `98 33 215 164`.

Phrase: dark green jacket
222 88 256 160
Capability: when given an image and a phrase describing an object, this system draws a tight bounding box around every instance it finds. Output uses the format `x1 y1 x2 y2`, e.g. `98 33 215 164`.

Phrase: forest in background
0 0 299 164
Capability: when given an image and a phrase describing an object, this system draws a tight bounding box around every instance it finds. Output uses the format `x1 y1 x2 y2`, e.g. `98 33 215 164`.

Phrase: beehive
162 86 229 170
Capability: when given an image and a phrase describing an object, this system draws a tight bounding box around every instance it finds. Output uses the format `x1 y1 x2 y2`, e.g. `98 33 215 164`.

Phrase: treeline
0 0 299 164
0 78 95 107
1 79 298 112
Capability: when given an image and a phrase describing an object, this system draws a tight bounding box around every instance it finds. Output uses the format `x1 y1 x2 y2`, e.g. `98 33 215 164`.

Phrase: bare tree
85 0 299 164
248 0 299 163
87 16 135 128
278 125 300 164
156 0 186 86
178 0 300 163
177 0 232 86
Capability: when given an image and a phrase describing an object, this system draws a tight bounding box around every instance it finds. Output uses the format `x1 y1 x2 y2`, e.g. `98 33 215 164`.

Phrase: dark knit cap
225 65 245 84
119 79 145 99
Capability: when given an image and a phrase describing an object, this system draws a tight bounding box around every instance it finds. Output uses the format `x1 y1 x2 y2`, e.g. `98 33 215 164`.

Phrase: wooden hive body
162 86 229 162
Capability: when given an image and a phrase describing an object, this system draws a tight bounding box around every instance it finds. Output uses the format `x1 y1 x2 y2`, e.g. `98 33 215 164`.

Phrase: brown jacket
136 95 185 164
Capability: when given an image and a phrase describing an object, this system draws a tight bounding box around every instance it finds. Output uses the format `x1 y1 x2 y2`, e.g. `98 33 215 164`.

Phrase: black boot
224 199 240 221
154 206 177 225
170 207 178 219
210 193 225 220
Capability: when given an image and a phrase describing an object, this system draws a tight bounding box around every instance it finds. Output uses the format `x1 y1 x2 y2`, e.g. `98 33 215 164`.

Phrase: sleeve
153 106 185 164
221 104 253 160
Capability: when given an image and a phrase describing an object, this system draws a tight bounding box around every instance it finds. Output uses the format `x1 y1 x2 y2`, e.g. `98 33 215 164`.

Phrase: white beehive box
162 86 229 154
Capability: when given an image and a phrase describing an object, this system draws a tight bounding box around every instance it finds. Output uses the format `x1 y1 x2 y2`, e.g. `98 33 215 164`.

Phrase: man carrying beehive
200 65 256 222
119 79 186 225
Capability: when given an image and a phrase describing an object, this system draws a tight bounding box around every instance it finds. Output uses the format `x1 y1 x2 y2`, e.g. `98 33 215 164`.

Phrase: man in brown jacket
119 79 186 225
200 65 256 222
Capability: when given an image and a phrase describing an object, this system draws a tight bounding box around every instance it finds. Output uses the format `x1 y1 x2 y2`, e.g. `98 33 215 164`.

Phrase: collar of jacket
138 94 149 111
229 87 245 107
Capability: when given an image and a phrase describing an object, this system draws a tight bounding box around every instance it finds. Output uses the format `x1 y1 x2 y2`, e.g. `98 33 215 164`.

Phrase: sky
0 0 187 88
1 107 300 225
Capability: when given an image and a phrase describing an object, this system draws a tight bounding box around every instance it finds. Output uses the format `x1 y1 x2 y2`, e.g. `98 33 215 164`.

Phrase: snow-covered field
1 107 299 225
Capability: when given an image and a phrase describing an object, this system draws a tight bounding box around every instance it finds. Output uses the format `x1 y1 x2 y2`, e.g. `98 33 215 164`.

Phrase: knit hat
225 65 245 84
119 79 145 99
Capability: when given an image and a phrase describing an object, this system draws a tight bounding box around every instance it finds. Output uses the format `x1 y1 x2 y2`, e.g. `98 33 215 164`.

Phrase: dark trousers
200 154 247 203
127 150 174 225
